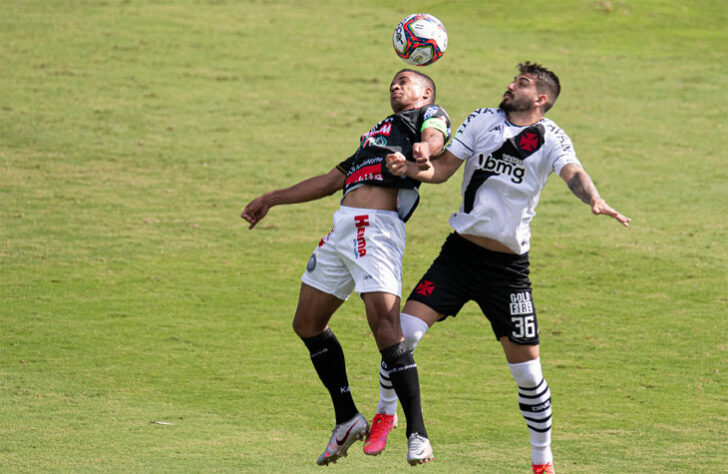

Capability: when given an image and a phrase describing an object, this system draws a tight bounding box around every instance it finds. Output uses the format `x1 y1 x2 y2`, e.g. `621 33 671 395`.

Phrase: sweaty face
389 72 425 113
499 73 540 113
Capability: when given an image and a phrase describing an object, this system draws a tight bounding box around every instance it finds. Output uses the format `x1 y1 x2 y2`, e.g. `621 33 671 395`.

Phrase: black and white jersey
447 108 581 254
337 104 451 221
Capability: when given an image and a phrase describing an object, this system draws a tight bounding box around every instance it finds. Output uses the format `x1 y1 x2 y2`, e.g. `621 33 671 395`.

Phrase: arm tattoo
568 171 599 205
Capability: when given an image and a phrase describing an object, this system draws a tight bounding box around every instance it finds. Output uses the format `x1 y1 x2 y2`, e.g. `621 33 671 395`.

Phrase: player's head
390 69 436 113
500 62 561 114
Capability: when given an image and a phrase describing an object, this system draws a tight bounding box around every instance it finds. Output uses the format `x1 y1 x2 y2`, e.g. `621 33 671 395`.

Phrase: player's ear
535 94 549 108
422 86 433 101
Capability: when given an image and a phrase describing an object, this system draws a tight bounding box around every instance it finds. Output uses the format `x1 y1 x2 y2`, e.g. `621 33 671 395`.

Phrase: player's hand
241 195 270 230
386 152 407 176
591 198 631 227
412 142 433 170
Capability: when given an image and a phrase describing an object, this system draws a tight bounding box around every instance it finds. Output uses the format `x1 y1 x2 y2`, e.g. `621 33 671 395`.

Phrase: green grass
2 0 727 471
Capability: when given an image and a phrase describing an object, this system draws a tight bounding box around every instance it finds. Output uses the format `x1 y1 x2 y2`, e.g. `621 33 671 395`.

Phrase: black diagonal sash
463 124 545 213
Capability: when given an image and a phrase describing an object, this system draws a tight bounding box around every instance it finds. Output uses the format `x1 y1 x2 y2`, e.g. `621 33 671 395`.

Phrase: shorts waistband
339 205 400 218
450 232 528 263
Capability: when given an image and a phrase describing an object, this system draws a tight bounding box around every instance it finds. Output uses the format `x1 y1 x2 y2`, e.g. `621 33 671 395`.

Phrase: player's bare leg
293 284 368 465
501 339 554 473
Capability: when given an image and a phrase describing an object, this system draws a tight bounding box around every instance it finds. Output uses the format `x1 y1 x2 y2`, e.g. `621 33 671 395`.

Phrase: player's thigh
292 283 346 338
301 228 356 301
475 286 540 346
362 291 402 350
405 235 475 319
499 336 539 363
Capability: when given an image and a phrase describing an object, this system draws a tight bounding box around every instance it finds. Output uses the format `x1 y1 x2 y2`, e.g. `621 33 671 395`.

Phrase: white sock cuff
400 312 429 351
508 357 544 388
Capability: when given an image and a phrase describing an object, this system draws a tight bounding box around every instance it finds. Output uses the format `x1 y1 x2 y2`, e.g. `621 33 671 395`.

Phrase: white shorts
301 206 406 300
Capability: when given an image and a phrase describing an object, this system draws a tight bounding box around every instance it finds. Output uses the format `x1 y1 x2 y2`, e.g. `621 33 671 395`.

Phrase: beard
499 94 531 113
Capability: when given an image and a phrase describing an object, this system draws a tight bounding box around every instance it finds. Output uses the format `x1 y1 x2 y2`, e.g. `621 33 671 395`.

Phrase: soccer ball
392 13 448 67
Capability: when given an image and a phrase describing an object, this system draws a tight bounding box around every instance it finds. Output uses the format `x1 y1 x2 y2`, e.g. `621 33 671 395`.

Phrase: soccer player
242 69 451 466
371 62 631 474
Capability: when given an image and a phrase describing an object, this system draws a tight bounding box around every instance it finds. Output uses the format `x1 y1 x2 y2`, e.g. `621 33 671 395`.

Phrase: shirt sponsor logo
475 153 526 184
345 164 383 187
361 121 392 141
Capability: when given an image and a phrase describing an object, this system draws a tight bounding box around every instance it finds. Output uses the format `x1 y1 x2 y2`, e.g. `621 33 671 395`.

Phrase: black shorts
407 232 540 345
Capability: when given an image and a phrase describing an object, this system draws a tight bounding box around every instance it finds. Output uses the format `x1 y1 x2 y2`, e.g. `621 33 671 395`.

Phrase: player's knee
401 312 429 351
292 317 319 339
508 357 544 388
291 318 305 337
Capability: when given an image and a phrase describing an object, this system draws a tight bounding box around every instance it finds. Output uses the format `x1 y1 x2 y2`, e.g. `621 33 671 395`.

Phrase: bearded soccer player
369 62 630 474
242 69 451 466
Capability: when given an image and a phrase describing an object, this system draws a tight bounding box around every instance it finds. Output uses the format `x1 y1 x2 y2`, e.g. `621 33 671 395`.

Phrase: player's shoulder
541 117 570 139
540 117 576 154
398 104 446 121
420 103 450 120
461 107 504 128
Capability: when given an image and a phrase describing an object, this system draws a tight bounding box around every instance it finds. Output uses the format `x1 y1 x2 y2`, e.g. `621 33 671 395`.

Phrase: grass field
2 0 727 472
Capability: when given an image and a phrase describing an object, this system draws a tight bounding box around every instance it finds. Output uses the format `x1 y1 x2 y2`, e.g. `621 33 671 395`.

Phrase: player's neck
394 99 430 114
506 110 544 127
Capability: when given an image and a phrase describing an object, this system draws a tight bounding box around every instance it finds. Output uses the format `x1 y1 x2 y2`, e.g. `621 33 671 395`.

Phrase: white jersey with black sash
447 108 581 254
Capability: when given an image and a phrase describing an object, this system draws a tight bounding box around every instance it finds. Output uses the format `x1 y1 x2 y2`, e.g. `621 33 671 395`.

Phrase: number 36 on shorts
511 315 537 339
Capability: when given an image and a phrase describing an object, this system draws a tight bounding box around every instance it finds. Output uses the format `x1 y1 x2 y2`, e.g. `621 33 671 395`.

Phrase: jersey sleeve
547 125 581 175
336 153 356 175
420 105 451 143
446 108 492 161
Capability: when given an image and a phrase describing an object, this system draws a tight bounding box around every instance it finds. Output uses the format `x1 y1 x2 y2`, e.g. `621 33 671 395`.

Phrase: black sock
381 342 427 438
301 329 358 424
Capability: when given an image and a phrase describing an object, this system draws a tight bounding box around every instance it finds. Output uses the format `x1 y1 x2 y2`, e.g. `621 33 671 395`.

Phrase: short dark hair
518 62 560 112
395 68 437 103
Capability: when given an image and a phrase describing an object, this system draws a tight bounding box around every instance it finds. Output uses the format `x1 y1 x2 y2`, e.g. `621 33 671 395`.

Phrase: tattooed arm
560 163 631 227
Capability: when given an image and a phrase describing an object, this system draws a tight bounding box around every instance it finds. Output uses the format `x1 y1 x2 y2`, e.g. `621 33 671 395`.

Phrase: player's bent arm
417 127 447 158
559 163 631 227
409 149 463 183
241 167 345 229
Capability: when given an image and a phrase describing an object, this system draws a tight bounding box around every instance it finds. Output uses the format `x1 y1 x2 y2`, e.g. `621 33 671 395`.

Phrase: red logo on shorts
354 215 369 257
318 227 334 248
415 280 435 296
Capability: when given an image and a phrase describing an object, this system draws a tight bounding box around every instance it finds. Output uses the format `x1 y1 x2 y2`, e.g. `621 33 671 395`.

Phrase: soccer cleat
532 462 555 474
363 413 398 455
315 413 369 466
406 432 433 465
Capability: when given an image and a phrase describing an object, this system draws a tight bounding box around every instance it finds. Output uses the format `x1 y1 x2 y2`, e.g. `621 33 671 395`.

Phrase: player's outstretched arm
559 163 631 227
241 167 345 229
386 149 462 184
